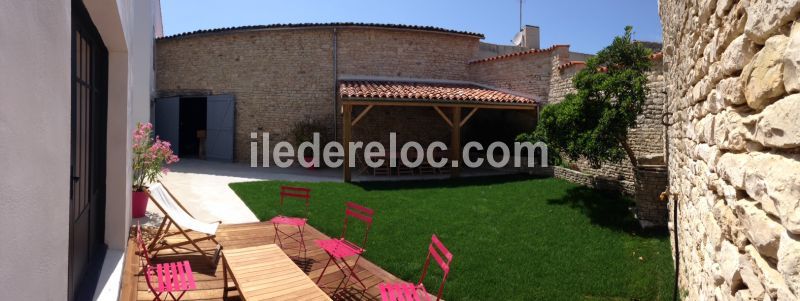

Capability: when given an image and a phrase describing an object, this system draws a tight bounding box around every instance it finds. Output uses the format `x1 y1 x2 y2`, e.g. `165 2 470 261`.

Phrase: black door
69 1 108 300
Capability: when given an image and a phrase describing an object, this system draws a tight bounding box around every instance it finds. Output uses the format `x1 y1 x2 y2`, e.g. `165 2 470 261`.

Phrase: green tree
529 26 652 168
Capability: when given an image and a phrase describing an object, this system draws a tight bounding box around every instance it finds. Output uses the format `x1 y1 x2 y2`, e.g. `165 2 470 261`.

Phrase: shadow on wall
545 186 669 238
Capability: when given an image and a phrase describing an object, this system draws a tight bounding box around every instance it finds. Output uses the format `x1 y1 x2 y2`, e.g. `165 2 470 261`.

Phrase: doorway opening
178 97 207 158
154 94 235 162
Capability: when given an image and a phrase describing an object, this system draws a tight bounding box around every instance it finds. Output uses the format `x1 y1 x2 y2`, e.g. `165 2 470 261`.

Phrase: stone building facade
660 0 800 299
156 24 570 163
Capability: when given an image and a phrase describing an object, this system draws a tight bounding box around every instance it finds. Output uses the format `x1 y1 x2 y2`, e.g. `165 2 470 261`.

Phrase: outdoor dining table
222 244 332 301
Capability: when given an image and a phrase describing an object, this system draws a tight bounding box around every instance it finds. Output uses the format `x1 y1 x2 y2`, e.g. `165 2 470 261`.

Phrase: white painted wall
132 0 157 125
0 0 72 299
0 0 160 298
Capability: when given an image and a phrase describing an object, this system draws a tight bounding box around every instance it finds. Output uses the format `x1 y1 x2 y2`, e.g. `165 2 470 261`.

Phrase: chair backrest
147 182 218 235
419 234 453 301
135 222 159 294
340 202 374 249
279 186 311 217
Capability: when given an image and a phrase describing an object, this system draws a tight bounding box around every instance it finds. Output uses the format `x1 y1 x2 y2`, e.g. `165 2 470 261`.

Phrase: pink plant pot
132 190 148 218
303 156 317 170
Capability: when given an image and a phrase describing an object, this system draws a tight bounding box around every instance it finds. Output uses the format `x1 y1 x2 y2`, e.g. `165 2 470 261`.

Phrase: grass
229 175 674 301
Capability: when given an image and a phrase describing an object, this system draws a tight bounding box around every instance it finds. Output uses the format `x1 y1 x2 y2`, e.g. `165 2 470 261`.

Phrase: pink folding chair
269 186 311 257
315 202 375 295
378 235 453 301
136 222 197 301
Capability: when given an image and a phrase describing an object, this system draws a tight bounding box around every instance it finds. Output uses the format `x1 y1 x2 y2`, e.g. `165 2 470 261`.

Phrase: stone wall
467 45 570 101
156 27 480 162
545 57 667 195
634 166 669 226
660 0 800 299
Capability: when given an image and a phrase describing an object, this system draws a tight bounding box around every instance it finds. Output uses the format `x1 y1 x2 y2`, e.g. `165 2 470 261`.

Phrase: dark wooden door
69 0 108 299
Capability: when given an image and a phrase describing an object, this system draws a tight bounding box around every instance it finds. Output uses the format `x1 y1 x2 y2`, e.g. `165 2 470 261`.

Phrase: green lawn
229 176 674 301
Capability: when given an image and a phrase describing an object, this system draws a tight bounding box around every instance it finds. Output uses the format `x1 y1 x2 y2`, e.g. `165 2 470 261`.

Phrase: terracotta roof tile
339 80 536 105
468 45 569 64
557 61 587 71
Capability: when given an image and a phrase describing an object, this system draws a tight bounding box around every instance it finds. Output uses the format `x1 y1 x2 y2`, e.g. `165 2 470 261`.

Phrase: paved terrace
120 222 404 300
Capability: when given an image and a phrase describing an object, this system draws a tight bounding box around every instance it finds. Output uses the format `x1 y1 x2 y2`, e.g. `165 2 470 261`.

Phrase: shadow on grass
547 186 669 238
352 174 548 191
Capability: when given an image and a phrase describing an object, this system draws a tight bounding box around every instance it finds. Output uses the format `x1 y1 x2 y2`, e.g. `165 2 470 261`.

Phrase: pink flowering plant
132 122 179 191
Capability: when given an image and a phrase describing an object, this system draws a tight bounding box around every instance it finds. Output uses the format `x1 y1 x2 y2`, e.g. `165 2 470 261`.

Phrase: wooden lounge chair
146 182 222 266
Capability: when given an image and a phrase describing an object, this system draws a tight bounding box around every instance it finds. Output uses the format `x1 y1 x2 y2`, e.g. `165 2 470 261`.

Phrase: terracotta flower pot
132 190 148 218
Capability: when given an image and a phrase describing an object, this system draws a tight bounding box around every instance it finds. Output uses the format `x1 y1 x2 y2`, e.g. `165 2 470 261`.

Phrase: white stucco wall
132 0 156 125
0 0 159 298
0 0 72 299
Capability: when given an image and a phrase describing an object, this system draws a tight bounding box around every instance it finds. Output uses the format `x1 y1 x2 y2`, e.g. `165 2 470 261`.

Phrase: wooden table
222 244 331 301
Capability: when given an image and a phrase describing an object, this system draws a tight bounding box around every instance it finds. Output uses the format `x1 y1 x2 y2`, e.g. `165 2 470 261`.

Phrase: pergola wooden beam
433 106 453 127
340 99 536 182
450 107 462 178
343 104 353 182
351 104 373 127
460 107 479 128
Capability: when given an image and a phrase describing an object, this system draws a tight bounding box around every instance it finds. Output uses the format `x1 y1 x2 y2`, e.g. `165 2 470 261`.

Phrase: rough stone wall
634 166 670 225
546 58 667 195
156 27 480 162
467 46 569 101
660 0 800 299
547 62 584 103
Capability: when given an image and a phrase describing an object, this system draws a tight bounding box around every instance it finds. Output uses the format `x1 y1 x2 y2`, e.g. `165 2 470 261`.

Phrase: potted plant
131 122 179 218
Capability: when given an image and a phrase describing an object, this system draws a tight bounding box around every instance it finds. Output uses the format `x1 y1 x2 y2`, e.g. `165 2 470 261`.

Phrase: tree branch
618 136 638 167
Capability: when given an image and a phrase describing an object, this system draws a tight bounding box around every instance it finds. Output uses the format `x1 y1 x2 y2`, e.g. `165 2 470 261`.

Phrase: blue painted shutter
153 97 180 155
206 95 235 161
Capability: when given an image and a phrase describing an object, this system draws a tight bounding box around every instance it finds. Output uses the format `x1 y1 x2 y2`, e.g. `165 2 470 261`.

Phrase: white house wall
0 0 72 299
0 0 158 298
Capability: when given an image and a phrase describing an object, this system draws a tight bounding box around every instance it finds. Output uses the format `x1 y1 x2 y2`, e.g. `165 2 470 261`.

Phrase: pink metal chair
136 222 197 301
270 186 311 257
315 202 375 295
378 235 453 301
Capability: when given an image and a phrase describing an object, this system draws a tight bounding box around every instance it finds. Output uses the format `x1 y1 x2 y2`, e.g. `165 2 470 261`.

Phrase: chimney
512 25 541 49
523 25 540 49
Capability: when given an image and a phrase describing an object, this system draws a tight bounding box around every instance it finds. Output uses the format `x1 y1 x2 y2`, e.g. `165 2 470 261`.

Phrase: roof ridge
158 22 484 40
468 45 570 64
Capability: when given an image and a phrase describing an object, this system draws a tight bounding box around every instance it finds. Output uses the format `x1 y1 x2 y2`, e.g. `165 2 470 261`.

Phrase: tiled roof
159 23 484 40
339 80 536 105
557 61 587 71
468 45 569 64
559 51 662 72
650 52 663 60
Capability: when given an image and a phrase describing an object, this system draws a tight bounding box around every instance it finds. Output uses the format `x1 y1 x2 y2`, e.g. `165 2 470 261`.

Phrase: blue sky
161 0 661 54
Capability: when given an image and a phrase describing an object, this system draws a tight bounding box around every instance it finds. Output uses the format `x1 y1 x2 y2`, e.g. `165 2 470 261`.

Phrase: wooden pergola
338 79 539 182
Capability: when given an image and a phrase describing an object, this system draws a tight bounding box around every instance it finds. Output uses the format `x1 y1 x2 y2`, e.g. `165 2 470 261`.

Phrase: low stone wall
553 166 594 187
553 166 624 191
634 166 669 226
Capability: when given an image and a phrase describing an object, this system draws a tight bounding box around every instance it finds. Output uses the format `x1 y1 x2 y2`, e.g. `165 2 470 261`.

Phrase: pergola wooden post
450 107 462 178
343 104 352 182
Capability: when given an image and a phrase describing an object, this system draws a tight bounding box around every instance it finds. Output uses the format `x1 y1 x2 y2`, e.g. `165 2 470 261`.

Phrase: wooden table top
223 244 331 301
